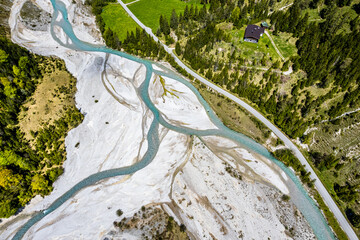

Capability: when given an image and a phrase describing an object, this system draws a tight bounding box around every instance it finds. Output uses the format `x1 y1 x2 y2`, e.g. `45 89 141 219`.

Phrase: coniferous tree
175 41 181 55
184 5 189 21
162 16 170 35
199 5 207 22
170 9 179 29
159 15 164 33
205 68 213 79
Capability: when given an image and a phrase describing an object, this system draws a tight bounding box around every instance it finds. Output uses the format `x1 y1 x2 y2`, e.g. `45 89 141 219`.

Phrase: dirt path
125 0 140 5
321 107 360 123
265 30 285 61
268 3 293 16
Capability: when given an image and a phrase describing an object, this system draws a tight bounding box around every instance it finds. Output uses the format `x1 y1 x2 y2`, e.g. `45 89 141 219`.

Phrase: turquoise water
11 1 335 239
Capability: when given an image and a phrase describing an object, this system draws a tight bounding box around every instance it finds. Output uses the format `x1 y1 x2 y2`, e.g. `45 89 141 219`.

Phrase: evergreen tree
184 5 189 21
162 16 170 35
159 15 164 33
170 9 178 29
230 7 240 23
199 5 207 22
205 69 213 79
159 15 170 35
175 41 182 55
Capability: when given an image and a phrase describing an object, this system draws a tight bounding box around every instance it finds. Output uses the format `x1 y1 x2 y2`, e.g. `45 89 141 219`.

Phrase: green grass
122 0 137 4
230 28 281 62
270 32 298 59
271 0 293 12
128 0 203 32
304 8 324 22
101 4 140 41
193 80 271 144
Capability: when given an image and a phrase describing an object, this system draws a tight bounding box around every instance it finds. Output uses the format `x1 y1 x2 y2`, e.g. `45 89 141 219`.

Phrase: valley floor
0 0 318 239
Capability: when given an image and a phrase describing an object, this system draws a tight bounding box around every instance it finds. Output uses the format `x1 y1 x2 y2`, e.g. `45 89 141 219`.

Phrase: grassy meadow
128 0 203 32
122 0 137 3
101 4 140 41
270 32 298 59
18 59 77 141
229 26 281 63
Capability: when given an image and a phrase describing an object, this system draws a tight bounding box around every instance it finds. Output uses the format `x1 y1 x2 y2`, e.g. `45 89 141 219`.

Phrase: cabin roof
244 25 264 40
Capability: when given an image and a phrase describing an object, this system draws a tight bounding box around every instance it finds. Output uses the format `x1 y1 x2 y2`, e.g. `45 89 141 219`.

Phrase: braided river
11 0 335 239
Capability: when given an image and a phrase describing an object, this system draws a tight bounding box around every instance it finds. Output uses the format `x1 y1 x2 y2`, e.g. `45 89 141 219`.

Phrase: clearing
228 23 297 64
128 0 202 32
270 31 298 59
122 0 137 3
101 3 140 41
18 58 77 141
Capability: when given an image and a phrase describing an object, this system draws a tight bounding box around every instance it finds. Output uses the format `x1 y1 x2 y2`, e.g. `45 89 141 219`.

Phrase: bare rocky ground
0 0 13 35
260 184 317 240
163 137 316 240
19 0 51 31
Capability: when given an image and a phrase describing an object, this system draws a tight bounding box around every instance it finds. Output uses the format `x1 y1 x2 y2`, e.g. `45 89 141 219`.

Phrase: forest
0 37 83 217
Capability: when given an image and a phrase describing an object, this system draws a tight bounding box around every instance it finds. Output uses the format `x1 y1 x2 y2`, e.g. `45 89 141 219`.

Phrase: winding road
118 1 358 239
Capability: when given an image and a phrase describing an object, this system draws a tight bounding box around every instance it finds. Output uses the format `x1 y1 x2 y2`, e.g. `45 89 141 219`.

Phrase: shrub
116 209 123 216
281 194 290 201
